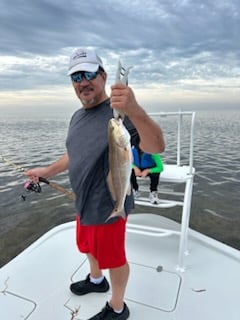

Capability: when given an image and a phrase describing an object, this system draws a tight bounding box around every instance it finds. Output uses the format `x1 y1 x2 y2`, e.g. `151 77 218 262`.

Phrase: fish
106 117 132 221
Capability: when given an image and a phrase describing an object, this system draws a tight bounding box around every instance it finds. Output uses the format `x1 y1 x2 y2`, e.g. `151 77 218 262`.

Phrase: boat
1 111 239 320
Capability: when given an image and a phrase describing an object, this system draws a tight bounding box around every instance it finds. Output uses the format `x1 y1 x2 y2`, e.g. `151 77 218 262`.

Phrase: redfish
107 117 132 221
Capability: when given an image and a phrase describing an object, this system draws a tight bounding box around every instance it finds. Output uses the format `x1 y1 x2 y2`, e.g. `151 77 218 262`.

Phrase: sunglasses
71 70 101 83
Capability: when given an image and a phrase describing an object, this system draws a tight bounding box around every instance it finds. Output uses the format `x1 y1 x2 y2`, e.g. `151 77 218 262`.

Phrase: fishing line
0 155 75 201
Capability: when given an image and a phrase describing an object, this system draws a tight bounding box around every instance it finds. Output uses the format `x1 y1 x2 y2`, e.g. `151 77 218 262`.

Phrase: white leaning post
129 111 196 272
176 173 194 272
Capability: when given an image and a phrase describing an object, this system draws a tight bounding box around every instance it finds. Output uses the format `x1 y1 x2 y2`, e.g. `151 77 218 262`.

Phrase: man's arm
110 83 165 154
128 106 165 154
24 153 69 181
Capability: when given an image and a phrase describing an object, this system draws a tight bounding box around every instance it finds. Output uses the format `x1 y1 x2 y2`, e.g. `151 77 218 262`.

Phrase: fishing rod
0 155 76 201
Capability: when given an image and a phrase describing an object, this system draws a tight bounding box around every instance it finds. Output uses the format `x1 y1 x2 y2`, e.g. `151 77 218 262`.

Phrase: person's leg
70 253 109 295
130 169 138 191
86 220 130 319
87 253 103 278
109 262 130 311
70 217 110 295
149 173 160 192
149 173 160 204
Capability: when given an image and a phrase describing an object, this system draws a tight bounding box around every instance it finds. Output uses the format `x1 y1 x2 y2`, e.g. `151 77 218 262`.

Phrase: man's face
71 70 107 108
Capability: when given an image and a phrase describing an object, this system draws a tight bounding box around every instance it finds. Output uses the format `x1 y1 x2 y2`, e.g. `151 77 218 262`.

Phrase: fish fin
105 209 126 222
107 171 116 201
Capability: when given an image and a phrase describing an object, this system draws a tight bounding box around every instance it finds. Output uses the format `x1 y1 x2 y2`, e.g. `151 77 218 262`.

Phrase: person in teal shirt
131 145 164 204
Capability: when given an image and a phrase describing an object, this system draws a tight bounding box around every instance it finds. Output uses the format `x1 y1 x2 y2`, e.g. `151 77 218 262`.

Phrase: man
25 48 165 320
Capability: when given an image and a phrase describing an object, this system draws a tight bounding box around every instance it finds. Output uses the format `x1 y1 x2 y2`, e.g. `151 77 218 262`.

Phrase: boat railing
127 110 196 272
148 110 196 174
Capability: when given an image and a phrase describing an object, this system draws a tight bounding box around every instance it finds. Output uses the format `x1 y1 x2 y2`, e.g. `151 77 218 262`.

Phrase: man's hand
110 83 139 117
24 167 49 183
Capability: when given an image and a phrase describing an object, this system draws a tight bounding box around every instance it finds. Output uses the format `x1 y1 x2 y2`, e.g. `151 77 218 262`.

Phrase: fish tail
105 208 126 222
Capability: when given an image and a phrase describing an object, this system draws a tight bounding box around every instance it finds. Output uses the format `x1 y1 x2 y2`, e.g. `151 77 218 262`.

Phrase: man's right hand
24 167 49 183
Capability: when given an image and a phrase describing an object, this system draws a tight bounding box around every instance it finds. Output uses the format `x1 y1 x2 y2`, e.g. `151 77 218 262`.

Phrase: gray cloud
0 0 239 109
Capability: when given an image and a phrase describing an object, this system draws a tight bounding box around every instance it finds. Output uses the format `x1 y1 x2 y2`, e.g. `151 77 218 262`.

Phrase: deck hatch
0 291 36 319
126 262 181 312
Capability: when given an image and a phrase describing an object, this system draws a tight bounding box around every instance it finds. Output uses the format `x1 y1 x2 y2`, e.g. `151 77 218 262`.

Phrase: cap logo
73 51 87 60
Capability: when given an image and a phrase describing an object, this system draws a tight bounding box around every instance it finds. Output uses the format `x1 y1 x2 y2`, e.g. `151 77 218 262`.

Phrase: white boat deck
0 214 239 320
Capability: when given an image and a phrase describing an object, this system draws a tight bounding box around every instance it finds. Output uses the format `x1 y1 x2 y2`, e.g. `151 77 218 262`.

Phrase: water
0 107 239 267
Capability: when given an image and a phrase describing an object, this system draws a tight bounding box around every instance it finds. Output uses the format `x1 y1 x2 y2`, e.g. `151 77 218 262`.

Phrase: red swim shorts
75 215 127 269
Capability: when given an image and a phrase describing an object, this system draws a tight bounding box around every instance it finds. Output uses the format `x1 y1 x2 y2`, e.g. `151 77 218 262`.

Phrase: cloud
0 0 239 110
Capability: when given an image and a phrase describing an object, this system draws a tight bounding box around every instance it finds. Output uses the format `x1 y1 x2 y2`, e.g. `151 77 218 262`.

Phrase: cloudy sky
0 0 239 113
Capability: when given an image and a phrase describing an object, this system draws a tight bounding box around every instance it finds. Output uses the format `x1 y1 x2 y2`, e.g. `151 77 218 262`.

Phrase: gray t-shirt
66 99 138 225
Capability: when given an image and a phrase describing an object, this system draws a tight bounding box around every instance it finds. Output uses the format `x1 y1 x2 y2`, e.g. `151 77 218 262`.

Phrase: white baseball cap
67 48 104 75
